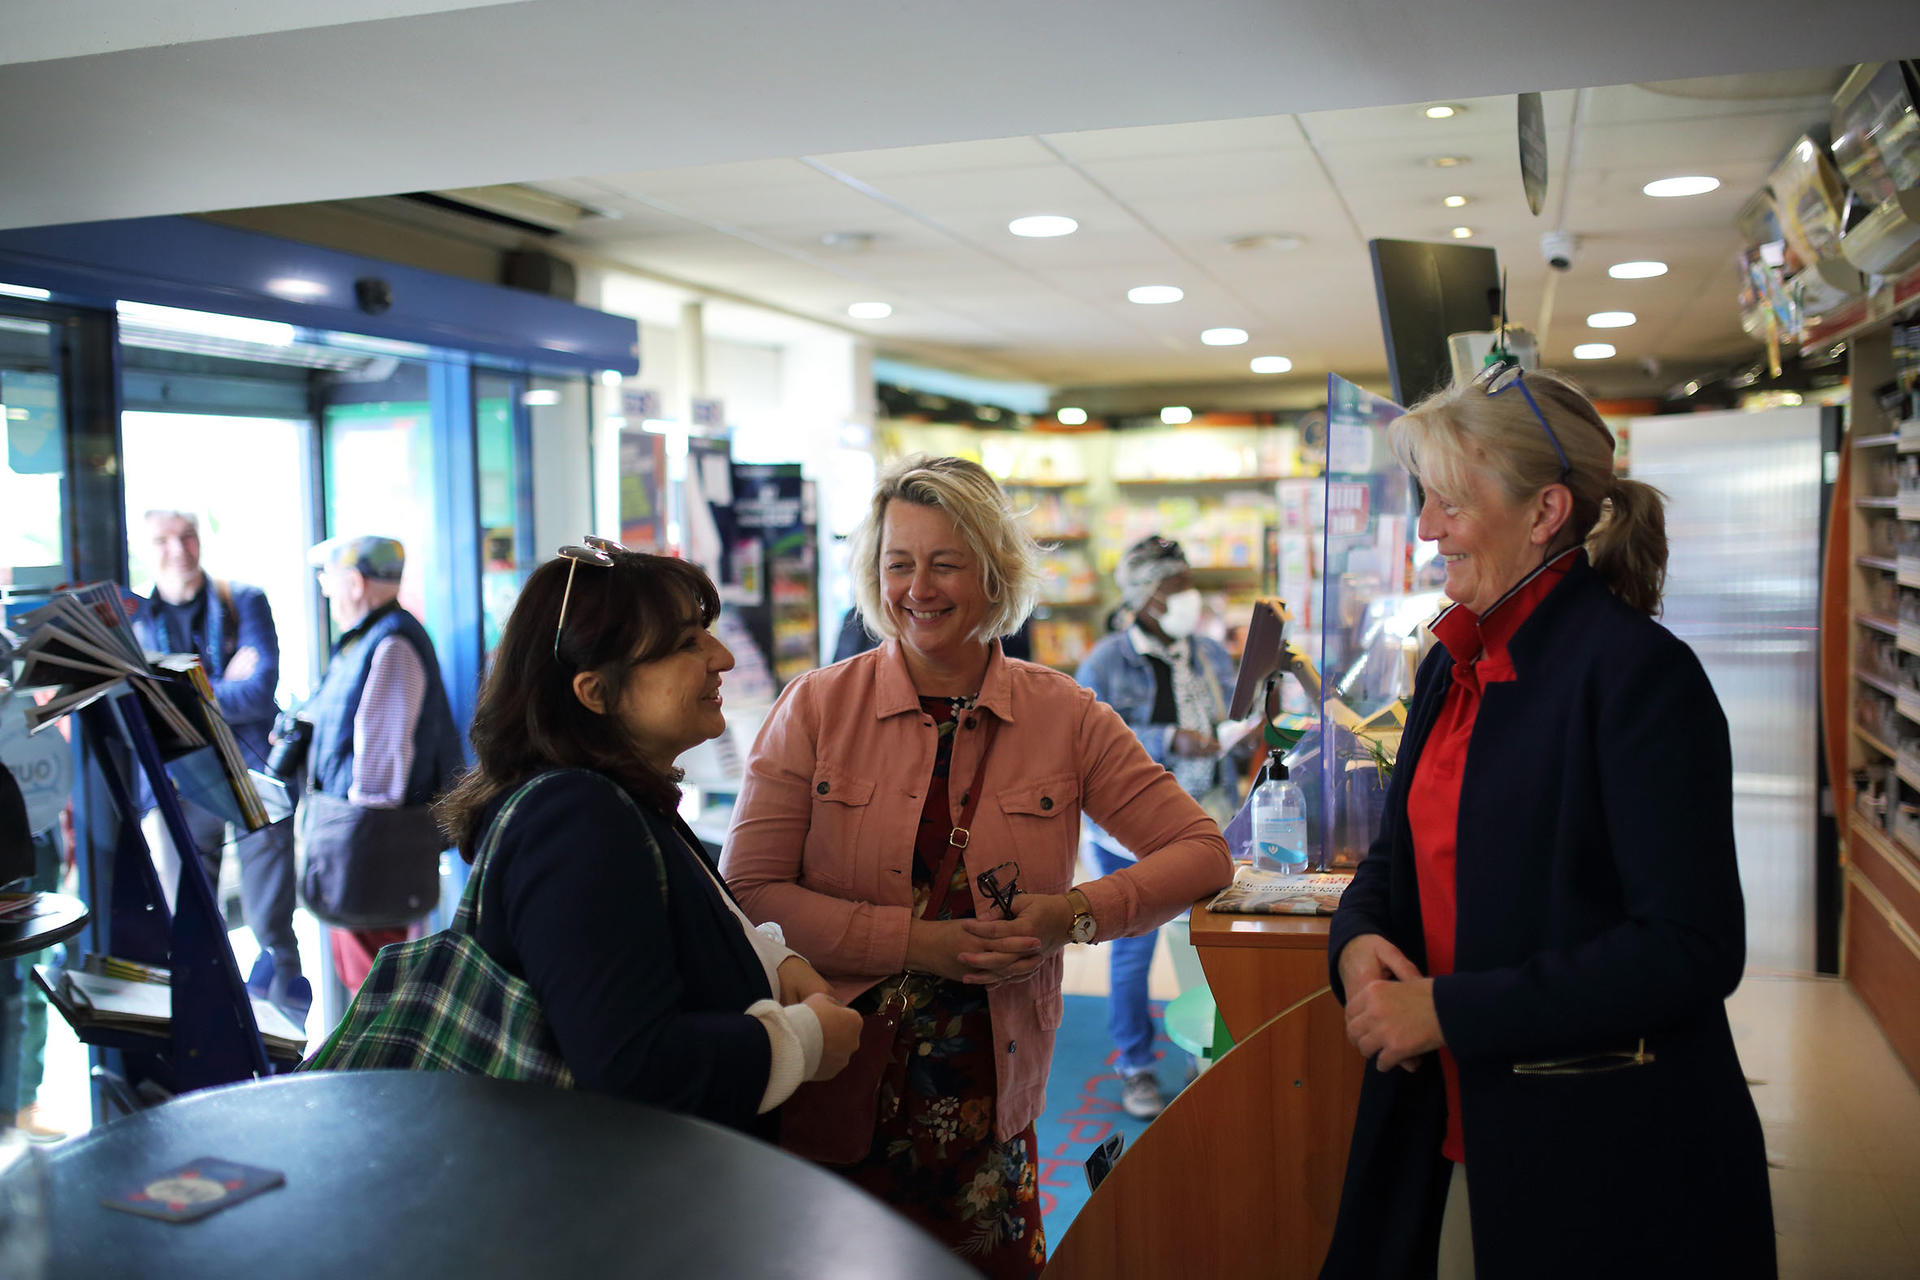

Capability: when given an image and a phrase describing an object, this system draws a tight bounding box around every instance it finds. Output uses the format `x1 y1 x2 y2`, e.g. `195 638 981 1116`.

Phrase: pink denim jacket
721 639 1232 1139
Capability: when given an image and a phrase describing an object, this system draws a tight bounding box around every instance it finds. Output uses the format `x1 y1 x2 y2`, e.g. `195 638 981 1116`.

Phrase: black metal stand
60 686 276 1114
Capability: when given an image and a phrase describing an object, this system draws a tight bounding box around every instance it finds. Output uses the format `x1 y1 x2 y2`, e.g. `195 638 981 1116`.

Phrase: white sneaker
1120 1072 1165 1119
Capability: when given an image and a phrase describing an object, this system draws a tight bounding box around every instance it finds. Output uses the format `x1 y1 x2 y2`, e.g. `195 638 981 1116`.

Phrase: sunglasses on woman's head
553 535 625 658
1472 358 1571 483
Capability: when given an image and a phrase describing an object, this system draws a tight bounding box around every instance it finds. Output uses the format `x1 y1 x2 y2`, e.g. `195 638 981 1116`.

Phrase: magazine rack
56 684 278 1106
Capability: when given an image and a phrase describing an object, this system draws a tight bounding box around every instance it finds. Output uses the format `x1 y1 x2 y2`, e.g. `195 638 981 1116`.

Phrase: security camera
1638 356 1662 379
1541 230 1579 272
354 276 393 315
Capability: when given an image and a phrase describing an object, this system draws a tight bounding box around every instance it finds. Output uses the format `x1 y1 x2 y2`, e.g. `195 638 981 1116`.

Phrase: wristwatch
1066 889 1097 945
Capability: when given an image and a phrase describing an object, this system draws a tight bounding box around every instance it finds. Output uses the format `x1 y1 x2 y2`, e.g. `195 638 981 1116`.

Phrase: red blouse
1407 547 1581 1163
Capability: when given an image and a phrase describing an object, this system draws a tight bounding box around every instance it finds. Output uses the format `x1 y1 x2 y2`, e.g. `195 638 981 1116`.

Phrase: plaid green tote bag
299 769 660 1085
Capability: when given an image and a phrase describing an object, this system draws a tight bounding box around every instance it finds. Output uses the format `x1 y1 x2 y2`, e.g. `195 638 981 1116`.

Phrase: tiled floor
1732 973 1920 1278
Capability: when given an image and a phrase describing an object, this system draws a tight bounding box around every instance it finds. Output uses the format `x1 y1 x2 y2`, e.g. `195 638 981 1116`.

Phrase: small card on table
102 1156 285 1223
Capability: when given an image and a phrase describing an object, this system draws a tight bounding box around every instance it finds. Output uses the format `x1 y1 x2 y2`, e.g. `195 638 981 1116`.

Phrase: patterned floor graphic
1033 994 1193 1250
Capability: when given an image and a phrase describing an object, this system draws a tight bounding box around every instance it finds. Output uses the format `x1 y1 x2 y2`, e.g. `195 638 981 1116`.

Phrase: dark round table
39 1071 976 1279
0 893 88 960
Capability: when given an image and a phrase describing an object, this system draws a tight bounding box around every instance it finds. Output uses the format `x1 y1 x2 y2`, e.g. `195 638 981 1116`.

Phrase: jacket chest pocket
995 773 1080 894
803 764 877 895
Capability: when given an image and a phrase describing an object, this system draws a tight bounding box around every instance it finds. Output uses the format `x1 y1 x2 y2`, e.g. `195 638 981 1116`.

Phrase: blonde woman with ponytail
1322 364 1774 1279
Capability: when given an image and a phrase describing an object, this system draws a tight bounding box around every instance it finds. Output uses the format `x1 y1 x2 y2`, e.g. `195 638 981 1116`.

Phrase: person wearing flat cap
298 536 463 992
1075 534 1239 1117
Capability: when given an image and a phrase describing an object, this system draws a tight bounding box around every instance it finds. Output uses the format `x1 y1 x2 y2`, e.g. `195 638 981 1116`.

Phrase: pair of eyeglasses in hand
975 861 1021 919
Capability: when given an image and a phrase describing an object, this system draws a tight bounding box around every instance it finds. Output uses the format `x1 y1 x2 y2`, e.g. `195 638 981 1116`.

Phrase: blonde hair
1389 368 1667 615
847 454 1040 644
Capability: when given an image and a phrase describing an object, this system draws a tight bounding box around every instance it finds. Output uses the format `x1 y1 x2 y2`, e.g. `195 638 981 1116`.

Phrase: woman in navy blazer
1323 365 1774 1279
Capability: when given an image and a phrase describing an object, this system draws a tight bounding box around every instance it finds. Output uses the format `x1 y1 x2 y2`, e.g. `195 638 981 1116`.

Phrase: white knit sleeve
747 998 826 1113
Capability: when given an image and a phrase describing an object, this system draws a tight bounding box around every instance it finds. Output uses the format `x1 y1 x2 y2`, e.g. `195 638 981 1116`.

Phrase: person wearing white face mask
1075 534 1240 1117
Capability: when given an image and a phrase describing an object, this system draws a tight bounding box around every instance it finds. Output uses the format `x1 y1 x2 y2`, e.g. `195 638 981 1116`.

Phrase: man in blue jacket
1076 534 1240 1117
131 509 303 1009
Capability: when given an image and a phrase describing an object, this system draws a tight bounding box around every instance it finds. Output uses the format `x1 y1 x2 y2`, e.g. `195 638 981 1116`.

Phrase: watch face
1071 914 1096 944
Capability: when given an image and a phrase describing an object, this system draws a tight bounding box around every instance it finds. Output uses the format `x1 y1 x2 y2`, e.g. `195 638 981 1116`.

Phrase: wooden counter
1188 898 1336 1041
1046 901 1366 1279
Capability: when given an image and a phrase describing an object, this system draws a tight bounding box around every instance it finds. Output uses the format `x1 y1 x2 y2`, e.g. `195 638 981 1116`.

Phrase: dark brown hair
435 550 721 859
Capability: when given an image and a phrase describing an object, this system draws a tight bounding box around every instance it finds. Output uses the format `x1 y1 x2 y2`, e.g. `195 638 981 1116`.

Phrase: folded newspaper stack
3 582 270 828
1207 864 1353 915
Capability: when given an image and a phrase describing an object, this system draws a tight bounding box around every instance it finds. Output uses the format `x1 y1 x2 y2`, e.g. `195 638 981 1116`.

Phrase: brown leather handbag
778 719 1000 1166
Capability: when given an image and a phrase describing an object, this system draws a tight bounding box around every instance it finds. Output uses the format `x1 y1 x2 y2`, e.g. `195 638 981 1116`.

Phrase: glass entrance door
0 311 67 591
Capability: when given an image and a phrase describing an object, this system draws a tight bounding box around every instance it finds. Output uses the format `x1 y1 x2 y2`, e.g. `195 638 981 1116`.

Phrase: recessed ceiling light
600 369 624 386
1429 155 1469 168
0 282 52 301
1056 407 1089 426
1161 406 1194 425
1443 195 1469 209
1250 356 1293 374
1008 215 1078 238
1201 328 1249 346
1128 285 1184 305
1451 227 1474 239
1425 105 1460 119
1643 175 1720 198
1587 311 1637 328
1573 343 1616 360
522 389 562 407
1608 260 1669 279
847 302 892 320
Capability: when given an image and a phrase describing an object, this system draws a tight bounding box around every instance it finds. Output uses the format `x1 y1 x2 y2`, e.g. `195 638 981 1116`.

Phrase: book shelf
1830 306 1920 1086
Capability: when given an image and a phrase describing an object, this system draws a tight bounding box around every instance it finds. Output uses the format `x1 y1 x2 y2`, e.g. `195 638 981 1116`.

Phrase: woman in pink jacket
722 455 1232 1278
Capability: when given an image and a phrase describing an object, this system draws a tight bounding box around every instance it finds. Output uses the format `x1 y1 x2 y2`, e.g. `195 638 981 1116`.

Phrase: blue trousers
1091 842 1159 1076
157 797 302 980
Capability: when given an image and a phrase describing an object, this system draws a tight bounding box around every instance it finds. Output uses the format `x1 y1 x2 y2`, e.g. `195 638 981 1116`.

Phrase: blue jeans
1091 842 1159 1076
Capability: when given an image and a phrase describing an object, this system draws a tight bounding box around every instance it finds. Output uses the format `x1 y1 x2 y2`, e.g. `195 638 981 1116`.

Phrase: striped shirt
348 636 426 809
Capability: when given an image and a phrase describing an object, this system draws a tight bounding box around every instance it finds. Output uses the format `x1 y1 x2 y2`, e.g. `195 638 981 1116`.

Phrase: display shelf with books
1830 211 1920 1077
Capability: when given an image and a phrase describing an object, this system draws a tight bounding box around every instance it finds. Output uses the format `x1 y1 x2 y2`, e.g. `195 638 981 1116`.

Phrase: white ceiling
2 1 1915 397
1 0 1911 231
540 72 1849 395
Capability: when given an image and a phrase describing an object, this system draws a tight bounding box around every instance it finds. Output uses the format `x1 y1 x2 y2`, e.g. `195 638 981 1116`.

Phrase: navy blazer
472 770 778 1138
1323 557 1774 1279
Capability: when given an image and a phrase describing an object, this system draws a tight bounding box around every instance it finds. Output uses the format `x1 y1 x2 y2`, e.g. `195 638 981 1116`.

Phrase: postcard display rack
12 587 294 1116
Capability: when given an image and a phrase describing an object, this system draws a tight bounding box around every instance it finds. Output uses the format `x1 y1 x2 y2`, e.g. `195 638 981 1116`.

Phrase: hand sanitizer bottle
1251 751 1308 872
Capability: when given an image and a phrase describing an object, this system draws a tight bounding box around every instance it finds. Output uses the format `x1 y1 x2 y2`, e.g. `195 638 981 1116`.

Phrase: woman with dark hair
435 540 862 1133
1323 366 1773 1277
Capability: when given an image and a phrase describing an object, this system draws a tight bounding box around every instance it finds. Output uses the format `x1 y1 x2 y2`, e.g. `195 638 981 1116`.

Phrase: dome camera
1541 230 1579 272
354 276 393 315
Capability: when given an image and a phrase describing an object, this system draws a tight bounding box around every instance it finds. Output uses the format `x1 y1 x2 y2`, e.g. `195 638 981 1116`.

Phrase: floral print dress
840 695 1047 1279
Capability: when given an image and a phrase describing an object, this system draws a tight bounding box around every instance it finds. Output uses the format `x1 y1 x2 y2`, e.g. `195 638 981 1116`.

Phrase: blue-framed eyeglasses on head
1472 359 1571 484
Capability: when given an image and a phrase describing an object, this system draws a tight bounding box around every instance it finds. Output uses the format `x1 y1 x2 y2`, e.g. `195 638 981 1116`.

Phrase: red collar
1429 547 1582 669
